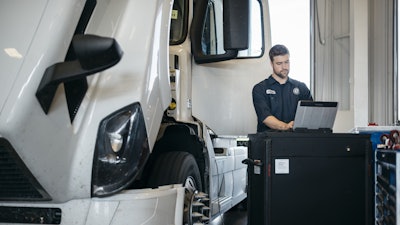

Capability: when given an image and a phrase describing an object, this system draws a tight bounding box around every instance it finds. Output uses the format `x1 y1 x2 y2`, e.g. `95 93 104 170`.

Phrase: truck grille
0 138 51 201
0 206 61 224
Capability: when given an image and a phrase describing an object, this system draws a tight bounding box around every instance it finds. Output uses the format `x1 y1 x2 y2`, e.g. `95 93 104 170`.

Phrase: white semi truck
0 0 271 224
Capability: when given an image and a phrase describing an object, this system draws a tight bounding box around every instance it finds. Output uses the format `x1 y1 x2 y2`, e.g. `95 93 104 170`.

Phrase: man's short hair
269 44 290 62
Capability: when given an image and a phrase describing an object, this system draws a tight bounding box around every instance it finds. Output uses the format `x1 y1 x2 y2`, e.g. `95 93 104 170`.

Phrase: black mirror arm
36 60 94 114
36 35 123 114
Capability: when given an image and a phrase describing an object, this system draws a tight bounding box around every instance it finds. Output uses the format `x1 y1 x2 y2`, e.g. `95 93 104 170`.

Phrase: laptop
293 101 338 133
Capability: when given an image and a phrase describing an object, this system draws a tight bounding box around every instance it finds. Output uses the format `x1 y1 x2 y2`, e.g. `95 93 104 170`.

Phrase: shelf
375 150 400 225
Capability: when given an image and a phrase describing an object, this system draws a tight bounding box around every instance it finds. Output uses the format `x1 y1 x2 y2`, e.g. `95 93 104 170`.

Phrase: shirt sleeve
299 82 313 100
252 83 272 124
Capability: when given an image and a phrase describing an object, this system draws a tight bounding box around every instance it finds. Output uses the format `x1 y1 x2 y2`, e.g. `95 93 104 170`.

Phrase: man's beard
275 70 289 79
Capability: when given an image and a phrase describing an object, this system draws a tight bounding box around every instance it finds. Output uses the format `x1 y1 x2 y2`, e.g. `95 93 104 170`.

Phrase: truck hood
0 0 172 202
0 0 47 114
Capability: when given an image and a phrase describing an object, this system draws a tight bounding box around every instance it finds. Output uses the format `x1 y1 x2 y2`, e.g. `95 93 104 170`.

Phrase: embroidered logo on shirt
266 89 276 95
293 87 300 95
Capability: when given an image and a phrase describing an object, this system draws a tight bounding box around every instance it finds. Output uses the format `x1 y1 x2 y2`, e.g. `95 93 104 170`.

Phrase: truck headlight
92 103 149 197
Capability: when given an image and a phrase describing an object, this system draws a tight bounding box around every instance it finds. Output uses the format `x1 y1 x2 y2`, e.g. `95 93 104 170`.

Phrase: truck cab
0 0 271 224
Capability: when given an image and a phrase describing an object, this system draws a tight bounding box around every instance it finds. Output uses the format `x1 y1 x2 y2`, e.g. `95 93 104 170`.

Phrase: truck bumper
0 185 184 225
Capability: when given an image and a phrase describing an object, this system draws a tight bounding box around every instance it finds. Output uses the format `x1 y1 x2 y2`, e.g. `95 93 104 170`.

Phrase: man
252 44 313 132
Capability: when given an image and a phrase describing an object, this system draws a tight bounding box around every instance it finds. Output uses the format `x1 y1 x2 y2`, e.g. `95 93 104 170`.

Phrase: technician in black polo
252 45 313 132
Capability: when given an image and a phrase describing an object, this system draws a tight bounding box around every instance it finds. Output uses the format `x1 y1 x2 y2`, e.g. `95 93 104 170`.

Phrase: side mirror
191 0 250 64
223 0 249 50
36 34 123 114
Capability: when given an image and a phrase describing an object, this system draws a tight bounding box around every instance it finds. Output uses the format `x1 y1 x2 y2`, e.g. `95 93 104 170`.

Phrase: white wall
349 0 369 130
316 0 370 132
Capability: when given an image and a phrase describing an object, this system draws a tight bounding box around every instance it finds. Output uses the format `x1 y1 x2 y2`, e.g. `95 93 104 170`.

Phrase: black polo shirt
252 76 313 132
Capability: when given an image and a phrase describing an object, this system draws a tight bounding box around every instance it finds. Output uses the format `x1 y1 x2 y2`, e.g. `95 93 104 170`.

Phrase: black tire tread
147 151 202 190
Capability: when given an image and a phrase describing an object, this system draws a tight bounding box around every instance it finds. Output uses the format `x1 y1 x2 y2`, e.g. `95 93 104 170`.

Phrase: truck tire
147 151 202 189
147 151 209 225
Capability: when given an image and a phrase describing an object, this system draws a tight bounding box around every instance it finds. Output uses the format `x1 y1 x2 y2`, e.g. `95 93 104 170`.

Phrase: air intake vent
0 138 51 201
0 206 61 224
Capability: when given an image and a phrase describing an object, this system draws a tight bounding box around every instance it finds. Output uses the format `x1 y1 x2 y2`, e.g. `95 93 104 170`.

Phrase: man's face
271 54 290 79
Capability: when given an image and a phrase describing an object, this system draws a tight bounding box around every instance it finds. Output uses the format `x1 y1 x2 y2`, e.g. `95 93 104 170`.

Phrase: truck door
190 0 272 135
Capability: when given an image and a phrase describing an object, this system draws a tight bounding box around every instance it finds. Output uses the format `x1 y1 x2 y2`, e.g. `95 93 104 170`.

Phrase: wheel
147 151 209 225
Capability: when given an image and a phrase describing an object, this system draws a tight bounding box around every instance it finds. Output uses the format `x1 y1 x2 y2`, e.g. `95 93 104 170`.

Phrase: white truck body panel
193 58 270 135
1 0 92 201
192 1 272 135
1 0 172 202
0 185 184 225
0 0 271 223
210 136 248 214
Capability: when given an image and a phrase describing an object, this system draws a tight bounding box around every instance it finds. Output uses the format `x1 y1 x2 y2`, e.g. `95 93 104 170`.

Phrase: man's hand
263 116 293 131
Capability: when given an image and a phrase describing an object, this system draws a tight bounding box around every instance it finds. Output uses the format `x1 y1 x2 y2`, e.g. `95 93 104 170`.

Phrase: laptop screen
293 101 338 132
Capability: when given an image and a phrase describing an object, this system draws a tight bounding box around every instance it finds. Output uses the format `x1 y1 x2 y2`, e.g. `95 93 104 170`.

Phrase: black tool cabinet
246 132 373 225
375 150 399 225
